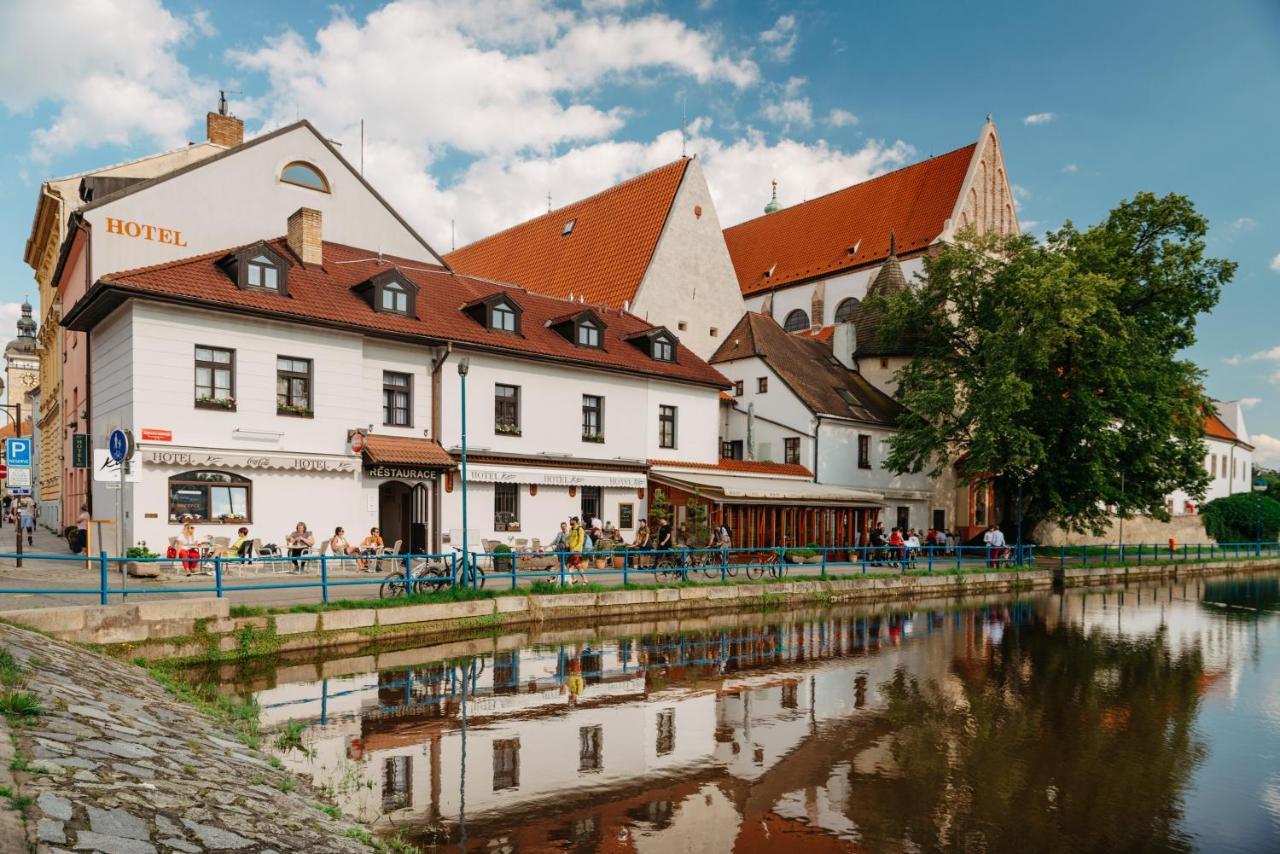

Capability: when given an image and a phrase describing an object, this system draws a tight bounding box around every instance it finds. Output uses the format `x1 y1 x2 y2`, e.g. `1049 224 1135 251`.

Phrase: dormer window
463 293 523 334
381 280 408 313
623 327 677 363
246 255 280 290
577 319 600 348
352 269 419 317
218 241 290 296
492 301 517 332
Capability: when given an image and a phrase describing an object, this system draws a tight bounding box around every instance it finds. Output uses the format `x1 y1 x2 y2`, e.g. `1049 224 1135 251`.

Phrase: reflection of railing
1054 541 1280 572
256 603 1043 726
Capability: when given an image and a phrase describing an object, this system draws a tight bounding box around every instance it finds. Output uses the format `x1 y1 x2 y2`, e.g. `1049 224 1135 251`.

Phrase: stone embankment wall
0 622 374 853
1035 514 1209 546
1 571 1053 657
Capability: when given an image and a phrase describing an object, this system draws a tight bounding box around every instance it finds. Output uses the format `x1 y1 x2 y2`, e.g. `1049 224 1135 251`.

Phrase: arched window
834 297 860 323
168 471 252 523
281 161 330 192
783 309 809 333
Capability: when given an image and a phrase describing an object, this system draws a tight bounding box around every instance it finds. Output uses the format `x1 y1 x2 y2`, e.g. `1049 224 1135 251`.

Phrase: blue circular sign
109 429 128 463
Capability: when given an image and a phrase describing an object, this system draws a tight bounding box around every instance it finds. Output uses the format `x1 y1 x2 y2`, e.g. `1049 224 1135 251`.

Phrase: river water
191 572 1280 852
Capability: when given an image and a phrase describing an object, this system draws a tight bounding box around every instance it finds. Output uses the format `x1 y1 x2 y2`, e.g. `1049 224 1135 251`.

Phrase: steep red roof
444 159 690 307
649 458 813 478
724 144 975 295
1204 414 1238 442
0 420 32 442
67 239 729 389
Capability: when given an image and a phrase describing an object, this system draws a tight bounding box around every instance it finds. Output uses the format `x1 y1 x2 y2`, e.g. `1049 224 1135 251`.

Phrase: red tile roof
362 435 454 468
1205 414 1238 442
649 458 813 478
0 420 32 442
69 239 729 389
724 144 975 295
444 159 690 308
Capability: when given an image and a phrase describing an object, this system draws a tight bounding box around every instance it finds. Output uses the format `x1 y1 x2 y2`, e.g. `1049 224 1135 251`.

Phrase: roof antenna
218 89 228 116
681 92 688 158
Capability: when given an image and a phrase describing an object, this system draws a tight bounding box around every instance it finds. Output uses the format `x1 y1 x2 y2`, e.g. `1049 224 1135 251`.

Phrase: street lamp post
457 358 470 587
1254 478 1268 557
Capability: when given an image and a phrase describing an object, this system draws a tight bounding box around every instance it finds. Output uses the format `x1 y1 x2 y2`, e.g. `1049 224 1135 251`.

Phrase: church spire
763 178 780 215
16 298 34 340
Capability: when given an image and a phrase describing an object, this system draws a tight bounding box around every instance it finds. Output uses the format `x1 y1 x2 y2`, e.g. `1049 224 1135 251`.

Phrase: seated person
331 527 360 562
358 527 384 571
227 527 253 559
547 522 569 554
286 521 315 573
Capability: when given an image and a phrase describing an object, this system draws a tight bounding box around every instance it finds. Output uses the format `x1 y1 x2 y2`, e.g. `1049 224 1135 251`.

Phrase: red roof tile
362 435 454 468
70 239 729 389
724 144 975 295
1204 414 1238 442
649 458 813 478
444 159 690 308
0 420 32 442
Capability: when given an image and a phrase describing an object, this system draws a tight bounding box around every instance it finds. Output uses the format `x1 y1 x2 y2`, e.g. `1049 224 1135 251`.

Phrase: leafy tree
648 488 673 527
1200 492 1280 543
685 490 710 547
875 193 1235 535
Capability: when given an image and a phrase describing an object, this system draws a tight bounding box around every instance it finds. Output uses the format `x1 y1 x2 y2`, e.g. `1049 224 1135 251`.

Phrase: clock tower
4 300 39 411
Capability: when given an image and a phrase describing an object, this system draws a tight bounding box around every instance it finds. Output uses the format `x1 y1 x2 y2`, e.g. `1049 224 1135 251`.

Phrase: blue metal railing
0 539 1274 606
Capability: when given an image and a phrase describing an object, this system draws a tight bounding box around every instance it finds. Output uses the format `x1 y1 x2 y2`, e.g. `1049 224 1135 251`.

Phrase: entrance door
581 486 602 525
379 481 430 554
932 509 946 530
896 506 910 532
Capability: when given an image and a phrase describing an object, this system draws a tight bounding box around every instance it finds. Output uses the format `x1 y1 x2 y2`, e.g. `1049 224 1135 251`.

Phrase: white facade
89 300 722 555
630 158 746 360
1168 403 1255 516
715 355 935 532
744 256 927 332
80 123 438 280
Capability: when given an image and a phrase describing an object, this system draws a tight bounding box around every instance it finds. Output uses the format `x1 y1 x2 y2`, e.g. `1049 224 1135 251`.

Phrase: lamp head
457 357 470 377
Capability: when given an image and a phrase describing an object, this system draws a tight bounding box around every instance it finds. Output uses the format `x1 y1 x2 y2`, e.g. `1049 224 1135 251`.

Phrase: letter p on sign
4 438 30 468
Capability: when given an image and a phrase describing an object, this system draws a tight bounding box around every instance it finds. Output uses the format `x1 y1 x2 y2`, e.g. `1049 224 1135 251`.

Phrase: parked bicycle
379 557 455 599
743 546 789 581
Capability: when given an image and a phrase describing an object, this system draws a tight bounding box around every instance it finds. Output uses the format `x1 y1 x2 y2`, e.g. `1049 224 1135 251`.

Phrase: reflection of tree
855 620 1206 853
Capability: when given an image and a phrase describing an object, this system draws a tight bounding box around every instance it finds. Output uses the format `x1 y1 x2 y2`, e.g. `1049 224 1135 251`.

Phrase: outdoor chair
376 539 403 573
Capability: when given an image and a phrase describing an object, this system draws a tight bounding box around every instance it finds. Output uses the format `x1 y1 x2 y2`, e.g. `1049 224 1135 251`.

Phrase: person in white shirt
986 525 1007 566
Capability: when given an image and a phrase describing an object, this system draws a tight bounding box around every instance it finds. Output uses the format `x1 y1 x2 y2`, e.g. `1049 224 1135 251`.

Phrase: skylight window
381 280 409 313
577 319 600 348
492 301 517 332
246 255 279 290
562 219 576 236
652 337 674 362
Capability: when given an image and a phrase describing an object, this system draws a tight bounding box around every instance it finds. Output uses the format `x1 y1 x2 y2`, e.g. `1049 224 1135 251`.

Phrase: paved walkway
1 621 373 852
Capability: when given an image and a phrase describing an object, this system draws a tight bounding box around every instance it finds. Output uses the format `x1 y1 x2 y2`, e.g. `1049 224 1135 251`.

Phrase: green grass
0 691 41 720
142 662 262 749
274 720 306 753
315 802 342 819
229 584 497 618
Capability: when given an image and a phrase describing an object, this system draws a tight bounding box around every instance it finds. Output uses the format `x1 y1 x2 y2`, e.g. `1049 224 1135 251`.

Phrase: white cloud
826 108 858 128
1270 252 1280 273
1249 345 1280 362
0 0 210 159
1020 220 1040 232
1061 163 1078 173
233 1 756 160
1225 354 1243 365
1231 217 1256 231
1253 433 1280 466
759 14 797 61
1023 112 1055 125
1240 397 1262 408
761 77 811 128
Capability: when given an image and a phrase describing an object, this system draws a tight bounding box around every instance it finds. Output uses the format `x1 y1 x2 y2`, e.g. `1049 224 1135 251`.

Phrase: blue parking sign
4 438 30 468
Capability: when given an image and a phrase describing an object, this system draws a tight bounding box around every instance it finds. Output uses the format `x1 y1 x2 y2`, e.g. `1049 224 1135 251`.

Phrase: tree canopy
874 192 1236 534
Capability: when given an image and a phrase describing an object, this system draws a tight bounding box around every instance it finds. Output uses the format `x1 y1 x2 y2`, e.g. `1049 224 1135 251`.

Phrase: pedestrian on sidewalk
16 498 34 547
73 504 90 554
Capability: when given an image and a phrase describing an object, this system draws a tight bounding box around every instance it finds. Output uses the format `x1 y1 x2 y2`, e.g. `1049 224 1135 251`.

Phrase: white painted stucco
630 158 746 360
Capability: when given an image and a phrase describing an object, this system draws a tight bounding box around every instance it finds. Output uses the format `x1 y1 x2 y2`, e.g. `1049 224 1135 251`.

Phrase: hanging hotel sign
365 464 440 480
141 448 358 473
465 465 646 489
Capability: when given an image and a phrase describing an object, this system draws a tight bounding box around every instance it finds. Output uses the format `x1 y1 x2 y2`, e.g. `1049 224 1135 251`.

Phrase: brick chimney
206 111 244 148
287 208 323 266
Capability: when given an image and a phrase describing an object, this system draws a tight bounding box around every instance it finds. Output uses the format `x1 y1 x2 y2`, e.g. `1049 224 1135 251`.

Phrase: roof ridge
449 158 690 255
724 142 977 233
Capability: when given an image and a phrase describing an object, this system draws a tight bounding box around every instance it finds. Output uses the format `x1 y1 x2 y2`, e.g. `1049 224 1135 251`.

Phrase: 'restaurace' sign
365 464 440 480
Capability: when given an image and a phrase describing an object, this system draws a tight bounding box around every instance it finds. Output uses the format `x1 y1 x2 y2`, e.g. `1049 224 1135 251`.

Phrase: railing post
1059 545 1065 574
820 547 827 579
99 550 109 605
956 545 962 573
559 551 567 588
320 554 329 605
927 545 934 574
721 547 728 582
510 551 517 591
214 555 224 599
1137 544 1143 565
450 551 458 588
623 548 630 587
1103 544 1108 566
861 545 868 575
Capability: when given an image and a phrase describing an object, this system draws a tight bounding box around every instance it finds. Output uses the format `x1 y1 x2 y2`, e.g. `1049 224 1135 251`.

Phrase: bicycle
379 557 457 599
744 546 789 581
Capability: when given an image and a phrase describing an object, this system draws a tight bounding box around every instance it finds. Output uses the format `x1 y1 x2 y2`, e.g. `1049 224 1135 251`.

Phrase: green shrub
492 544 514 573
0 691 40 720
1201 493 1280 543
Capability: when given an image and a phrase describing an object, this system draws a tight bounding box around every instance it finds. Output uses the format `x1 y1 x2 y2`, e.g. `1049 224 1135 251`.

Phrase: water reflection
192 573 1280 852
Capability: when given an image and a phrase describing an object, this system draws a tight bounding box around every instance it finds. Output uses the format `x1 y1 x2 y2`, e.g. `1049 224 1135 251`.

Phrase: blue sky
1 0 1278 461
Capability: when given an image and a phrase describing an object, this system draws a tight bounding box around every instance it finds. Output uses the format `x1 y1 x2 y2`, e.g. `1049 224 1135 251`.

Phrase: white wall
817 420 932 529
631 158 746 360
83 125 435 280
1168 435 1254 516
742 256 926 328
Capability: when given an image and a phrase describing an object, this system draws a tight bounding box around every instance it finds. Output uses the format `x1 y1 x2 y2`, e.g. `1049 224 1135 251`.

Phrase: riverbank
0 621 394 853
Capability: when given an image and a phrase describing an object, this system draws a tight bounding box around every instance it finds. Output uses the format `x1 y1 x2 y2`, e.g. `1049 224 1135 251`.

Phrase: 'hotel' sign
105 217 188 247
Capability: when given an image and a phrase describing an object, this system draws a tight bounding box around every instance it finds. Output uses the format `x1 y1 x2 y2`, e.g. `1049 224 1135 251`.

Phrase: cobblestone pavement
0 621 375 853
